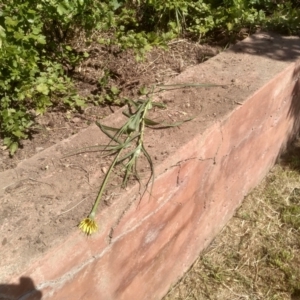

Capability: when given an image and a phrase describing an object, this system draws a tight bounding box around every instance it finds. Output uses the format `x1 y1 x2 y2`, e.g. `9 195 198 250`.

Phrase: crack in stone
214 122 224 165
176 164 181 187
172 157 198 187
196 123 224 165
108 195 136 244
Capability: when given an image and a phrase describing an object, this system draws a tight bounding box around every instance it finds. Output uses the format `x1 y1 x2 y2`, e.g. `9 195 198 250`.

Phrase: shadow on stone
277 60 300 160
288 61 300 134
229 32 300 62
0 277 42 300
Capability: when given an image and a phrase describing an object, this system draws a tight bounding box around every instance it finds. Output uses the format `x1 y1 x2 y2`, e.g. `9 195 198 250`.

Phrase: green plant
77 94 193 234
2 0 299 156
0 1 86 154
71 81 221 235
281 205 300 230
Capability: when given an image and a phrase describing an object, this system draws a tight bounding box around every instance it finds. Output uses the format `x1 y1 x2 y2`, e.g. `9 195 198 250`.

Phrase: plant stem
138 99 151 145
89 135 130 217
89 99 152 219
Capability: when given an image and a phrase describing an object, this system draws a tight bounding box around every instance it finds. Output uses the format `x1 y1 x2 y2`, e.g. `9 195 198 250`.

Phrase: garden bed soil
0 40 221 171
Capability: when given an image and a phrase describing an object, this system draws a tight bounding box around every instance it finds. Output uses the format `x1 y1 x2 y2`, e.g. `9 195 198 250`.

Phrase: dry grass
163 143 300 300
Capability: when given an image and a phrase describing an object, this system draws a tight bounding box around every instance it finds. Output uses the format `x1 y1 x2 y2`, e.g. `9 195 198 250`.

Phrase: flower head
79 217 98 235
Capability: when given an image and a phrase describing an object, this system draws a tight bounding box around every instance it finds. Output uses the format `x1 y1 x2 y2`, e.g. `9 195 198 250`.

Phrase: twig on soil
59 197 89 215
144 54 162 70
28 177 54 188
47 127 69 130
167 39 186 45
3 177 53 191
220 282 249 299
234 101 243 105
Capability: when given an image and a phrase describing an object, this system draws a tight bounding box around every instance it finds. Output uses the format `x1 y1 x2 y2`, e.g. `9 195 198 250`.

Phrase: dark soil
0 39 221 171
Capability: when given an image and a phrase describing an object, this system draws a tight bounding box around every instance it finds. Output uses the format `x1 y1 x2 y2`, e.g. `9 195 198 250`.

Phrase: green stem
88 99 152 219
89 136 130 218
138 99 151 145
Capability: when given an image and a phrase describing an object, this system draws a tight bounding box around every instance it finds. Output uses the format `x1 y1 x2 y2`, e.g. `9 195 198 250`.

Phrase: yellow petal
79 218 98 235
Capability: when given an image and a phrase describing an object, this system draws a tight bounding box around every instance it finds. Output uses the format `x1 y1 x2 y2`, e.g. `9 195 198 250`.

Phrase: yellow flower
79 217 98 235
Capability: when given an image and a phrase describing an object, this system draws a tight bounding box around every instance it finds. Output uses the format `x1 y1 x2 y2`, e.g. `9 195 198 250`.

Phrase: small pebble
71 117 81 123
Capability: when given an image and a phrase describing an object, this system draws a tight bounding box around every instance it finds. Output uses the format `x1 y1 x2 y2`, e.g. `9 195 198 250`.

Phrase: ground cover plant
163 141 300 300
1 0 300 155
